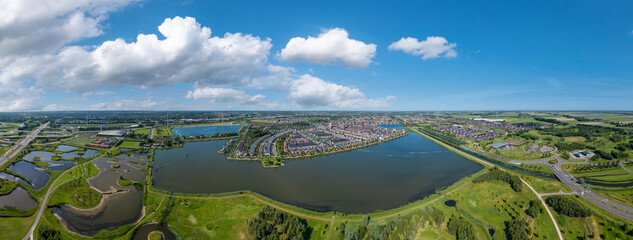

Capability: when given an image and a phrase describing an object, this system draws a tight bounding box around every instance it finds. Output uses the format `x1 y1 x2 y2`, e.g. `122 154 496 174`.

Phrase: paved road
539 190 577 197
549 160 633 221
621 162 633 175
0 122 49 167
149 128 155 139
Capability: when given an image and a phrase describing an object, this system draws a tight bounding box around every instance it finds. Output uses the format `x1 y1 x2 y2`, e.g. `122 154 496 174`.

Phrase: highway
492 153 633 221
0 122 49 167
550 159 633 221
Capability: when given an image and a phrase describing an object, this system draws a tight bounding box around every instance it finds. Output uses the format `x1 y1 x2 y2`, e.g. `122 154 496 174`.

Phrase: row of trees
339 208 445 240
505 219 530 240
592 149 629 160
545 196 592 218
525 200 541 218
447 216 476 240
473 168 523 192
247 206 309 240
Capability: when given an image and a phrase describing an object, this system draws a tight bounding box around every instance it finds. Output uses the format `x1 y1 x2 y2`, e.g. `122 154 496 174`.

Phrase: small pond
0 172 30 186
444 200 456 207
132 223 177 240
60 149 98 160
8 161 50 189
55 145 78 152
22 151 75 171
0 187 37 210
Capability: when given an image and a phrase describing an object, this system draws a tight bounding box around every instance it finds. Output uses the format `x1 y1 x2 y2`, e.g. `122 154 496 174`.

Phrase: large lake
153 133 483 213
171 125 242 137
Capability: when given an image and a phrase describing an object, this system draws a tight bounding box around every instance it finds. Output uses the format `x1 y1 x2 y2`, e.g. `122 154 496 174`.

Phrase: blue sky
1 0 632 111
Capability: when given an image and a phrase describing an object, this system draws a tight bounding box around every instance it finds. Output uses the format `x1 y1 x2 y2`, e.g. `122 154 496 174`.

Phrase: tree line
545 196 592 218
473 167 523 192
247 206 309 240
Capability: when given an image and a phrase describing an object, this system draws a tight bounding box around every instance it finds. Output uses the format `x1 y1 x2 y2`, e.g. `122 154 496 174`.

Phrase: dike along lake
153 127 483 214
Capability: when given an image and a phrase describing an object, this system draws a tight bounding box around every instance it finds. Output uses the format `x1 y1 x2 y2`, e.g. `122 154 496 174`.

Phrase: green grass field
586 174 633 182
155 127 174 137
62 137 97 147
0 216 35 239
168 196 264 239
446 180 559 239
570 167 631 178
49 164 102 209
521 174 572 193
592 186 633 208
119 141 141 148
133 129 149 135
545 194 633 239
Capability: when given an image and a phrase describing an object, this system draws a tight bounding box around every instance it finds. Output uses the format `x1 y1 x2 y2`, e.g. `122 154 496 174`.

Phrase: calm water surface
8 161 50 189
52 155 147 236
153 133 483 213
23 151 75 171
0 187 37 210
172 125 242 137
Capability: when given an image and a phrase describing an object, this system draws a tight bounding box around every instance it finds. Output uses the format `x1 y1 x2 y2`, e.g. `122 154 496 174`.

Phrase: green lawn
545 194 633 239
586 174 633 182
168 196 266 239
49 164 102 209
133 129 149 135
592 186 633 208
570 167 630 178
0 216 35 239
155 127 174 137
119 141 141 148
447 180 559 240
62 137 96 147
521 174 572 193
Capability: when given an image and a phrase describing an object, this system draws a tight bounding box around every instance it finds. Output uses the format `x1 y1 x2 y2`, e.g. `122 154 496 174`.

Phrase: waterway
153 133 483 213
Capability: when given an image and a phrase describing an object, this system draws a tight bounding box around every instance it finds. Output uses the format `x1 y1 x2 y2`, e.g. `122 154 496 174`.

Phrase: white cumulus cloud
1 16 272 92
0 0 138 60
186 87 265 105
287 74 395 109
0 85 43 111
389 36 457 60
279 28 376 68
